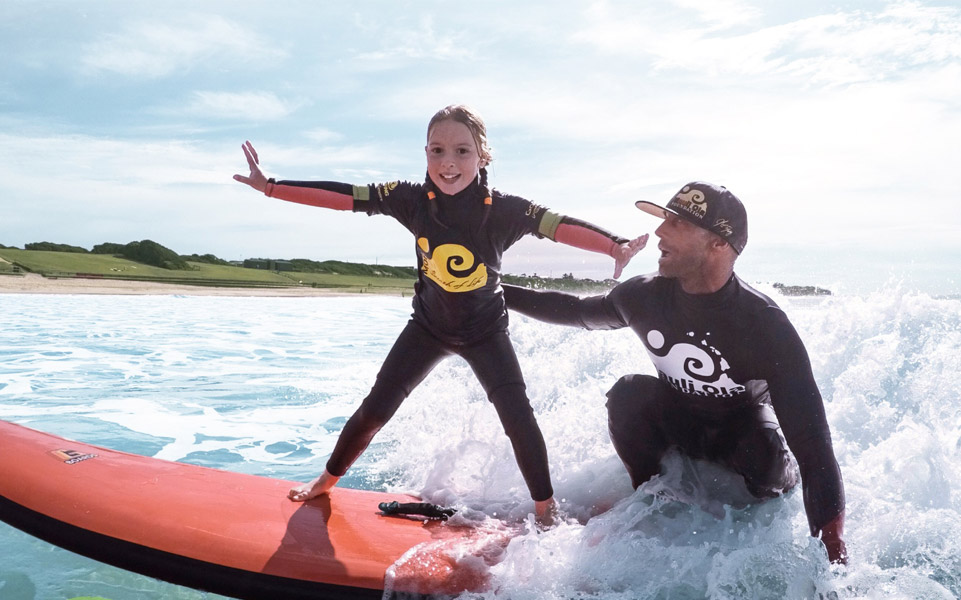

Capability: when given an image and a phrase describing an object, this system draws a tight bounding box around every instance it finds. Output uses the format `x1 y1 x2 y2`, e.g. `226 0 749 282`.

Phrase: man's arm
761 310 847 563
502 284 628 330
790 427 847 564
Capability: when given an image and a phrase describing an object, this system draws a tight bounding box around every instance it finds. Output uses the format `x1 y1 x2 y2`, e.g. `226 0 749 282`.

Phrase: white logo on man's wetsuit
645 329 747 398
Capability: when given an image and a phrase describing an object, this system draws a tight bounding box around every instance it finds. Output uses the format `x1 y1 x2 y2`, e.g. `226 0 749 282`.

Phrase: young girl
234 105 647 525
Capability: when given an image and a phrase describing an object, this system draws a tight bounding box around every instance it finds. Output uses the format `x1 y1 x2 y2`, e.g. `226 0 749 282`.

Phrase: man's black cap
636 181 748 254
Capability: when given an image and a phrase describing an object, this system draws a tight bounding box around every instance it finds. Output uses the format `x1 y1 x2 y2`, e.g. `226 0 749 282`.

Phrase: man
503 181 847 563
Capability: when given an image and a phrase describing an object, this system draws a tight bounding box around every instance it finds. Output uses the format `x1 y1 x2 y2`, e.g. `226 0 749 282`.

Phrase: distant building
243 259 294 272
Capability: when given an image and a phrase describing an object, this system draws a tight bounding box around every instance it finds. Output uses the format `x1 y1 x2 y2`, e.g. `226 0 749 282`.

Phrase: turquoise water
1 288 959 599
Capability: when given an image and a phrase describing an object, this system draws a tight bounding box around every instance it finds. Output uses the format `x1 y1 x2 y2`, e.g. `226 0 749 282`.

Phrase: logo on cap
669 186 707 221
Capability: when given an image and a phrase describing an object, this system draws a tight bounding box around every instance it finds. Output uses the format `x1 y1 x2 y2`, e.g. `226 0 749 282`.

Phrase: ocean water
0 286 959 600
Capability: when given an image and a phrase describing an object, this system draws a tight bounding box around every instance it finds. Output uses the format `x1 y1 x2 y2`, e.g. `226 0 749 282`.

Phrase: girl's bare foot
288 470 340 502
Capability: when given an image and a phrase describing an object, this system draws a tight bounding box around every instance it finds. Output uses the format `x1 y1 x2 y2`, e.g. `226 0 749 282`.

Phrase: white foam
0 377 33 396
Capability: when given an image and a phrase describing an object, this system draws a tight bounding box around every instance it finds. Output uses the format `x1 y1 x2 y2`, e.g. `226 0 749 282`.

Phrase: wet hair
424 104 494 230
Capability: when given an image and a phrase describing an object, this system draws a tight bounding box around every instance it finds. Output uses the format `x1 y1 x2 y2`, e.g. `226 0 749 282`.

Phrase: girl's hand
612 234 649 279
232 140 268 193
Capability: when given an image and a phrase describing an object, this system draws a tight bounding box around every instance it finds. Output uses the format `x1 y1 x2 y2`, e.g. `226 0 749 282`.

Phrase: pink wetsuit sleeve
554 222 618 258
265 180 353 211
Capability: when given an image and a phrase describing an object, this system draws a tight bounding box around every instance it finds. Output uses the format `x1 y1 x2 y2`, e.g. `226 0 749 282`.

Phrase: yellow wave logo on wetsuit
417 237 488 293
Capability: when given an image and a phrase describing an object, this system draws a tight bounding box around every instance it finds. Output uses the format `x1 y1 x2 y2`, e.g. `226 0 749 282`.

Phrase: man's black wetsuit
503 273 845 536
270 178 626 502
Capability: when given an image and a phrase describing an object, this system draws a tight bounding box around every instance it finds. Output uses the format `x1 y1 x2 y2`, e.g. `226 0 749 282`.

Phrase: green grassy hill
1 249 287 284
0 248 417 293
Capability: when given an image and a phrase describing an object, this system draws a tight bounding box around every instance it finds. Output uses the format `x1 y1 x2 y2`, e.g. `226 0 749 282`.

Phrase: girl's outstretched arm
554 222 649 279
233 141 352 211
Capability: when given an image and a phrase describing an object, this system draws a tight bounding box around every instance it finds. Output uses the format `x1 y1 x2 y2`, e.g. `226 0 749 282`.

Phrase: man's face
653 212 718 280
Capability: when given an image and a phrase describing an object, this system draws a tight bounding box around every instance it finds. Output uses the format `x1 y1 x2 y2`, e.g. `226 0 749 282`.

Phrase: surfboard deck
0 419 515 599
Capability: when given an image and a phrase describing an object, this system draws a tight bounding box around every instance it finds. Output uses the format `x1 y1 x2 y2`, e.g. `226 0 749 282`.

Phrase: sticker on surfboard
49 449 98 465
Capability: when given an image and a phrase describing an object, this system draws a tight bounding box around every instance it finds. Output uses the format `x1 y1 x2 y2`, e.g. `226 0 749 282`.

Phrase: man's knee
732 422 799 498
606 374 660 423
604 375 671 488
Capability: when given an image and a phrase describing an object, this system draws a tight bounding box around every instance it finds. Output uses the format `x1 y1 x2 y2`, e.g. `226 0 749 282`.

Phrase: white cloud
672 0 762 29
760 4 961 86
351 14 477 65
184 91 304 121
81 15 286 78
571 0 961 87
0 133 223 193
303 128 346 144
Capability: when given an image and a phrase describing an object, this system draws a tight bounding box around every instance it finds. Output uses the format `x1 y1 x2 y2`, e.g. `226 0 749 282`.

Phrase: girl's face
425 119 487 196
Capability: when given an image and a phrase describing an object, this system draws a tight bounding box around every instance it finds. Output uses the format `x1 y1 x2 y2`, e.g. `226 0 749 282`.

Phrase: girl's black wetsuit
268 178 627 502
503 274 845 535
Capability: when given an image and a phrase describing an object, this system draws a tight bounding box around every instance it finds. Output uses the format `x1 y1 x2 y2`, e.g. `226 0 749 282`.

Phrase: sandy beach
0 273 357 297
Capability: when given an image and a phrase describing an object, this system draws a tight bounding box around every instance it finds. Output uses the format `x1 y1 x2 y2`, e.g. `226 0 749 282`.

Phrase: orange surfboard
0 419 516 599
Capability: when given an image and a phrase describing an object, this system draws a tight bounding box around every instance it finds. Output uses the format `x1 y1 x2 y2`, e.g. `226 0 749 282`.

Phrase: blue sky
2 1 959 294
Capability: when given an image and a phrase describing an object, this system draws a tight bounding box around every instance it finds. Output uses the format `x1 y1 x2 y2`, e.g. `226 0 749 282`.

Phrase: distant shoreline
0 273 837 299
0 273 377 297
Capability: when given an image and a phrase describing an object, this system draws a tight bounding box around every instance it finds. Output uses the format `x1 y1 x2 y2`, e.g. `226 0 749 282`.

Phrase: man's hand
534 497 558 530
819 512 848 565
612 234 649 279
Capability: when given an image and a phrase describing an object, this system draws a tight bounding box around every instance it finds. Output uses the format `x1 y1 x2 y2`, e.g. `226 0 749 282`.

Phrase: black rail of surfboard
0 494 427 600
